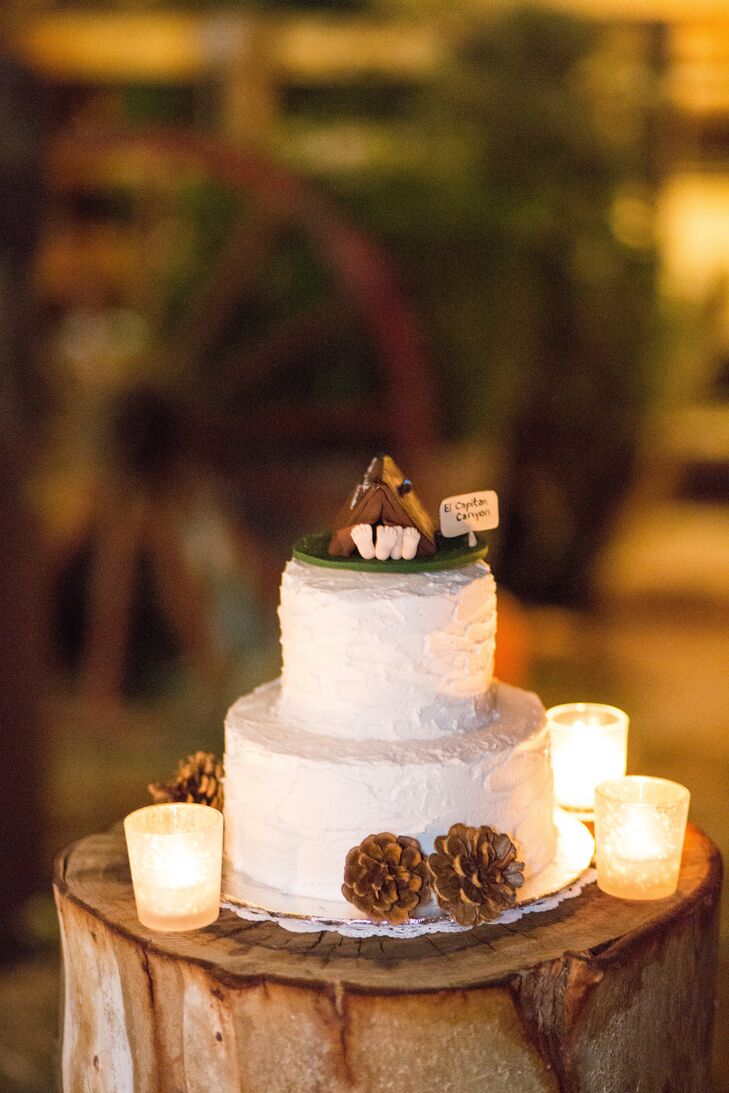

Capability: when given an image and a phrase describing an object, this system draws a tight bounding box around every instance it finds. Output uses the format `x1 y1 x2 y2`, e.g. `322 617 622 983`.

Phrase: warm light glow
595 777 690 900
124 804 223 931
547 703 629 814
619 806 665 862
658 172 729 300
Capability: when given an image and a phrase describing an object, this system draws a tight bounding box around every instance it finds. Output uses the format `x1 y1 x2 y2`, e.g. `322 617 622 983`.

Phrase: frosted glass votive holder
547 702 629 815
124 803 223 931
594 776 690 900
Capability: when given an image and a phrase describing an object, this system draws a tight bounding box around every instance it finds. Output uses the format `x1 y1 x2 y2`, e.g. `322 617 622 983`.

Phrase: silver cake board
221 809 594 930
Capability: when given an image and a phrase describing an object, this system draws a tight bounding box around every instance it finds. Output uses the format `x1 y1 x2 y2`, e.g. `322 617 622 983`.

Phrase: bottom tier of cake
224 680 557 904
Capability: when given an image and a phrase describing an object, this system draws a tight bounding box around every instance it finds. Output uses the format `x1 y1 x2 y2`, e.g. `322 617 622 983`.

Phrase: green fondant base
292 531 489 573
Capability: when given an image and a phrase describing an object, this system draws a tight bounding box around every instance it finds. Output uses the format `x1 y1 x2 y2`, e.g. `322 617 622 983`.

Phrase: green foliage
313 6 659 601
161 177 240 332
119 4 659 603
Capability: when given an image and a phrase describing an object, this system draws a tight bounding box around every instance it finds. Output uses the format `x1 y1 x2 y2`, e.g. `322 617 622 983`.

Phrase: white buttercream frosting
278 559 497 741
224 679 556 903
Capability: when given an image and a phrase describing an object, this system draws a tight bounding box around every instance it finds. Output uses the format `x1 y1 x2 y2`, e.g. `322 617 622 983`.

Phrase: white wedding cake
224 457 556 910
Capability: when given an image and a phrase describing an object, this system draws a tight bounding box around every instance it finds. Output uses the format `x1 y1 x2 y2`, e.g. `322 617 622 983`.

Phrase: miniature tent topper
328 455 437 560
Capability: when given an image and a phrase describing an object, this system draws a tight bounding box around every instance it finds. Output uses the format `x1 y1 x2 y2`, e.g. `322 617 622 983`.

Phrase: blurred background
0 0 727 1088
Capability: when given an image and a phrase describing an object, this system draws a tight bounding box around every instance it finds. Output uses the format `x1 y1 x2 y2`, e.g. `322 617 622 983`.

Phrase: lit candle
547 702 629 815
594 776 690 900
124 803 223 931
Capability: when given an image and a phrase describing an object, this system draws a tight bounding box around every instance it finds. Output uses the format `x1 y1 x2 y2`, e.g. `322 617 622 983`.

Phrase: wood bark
54 823 721 1092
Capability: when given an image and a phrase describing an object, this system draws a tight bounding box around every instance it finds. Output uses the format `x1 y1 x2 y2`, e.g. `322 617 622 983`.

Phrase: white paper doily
221 810 595 938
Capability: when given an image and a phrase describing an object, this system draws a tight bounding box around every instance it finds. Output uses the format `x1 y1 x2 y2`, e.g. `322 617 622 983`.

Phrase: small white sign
439 491 499 540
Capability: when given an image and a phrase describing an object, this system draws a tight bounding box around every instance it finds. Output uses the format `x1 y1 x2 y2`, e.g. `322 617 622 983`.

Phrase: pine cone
428 823 524 926
148 752 224 811
342 833 431 924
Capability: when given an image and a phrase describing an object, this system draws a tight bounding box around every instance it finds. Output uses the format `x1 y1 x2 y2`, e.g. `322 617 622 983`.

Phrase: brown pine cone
342 833 431 924
428 823 524 927
148 751 224 811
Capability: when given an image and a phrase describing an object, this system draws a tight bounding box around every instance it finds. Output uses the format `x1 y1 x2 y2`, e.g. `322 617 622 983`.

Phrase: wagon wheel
45 129 438 699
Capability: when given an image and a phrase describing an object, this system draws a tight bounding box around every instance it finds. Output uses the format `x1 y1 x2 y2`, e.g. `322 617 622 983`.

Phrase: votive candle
594 776 690 900
547 702 629 814
124 803 223 931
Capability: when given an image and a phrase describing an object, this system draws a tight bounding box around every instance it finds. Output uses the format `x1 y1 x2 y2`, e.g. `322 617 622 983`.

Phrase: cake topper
328 454 437 560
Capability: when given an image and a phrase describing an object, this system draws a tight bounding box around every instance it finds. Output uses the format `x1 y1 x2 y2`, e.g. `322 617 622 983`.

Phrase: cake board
220 809 595 934
54 822 721 1092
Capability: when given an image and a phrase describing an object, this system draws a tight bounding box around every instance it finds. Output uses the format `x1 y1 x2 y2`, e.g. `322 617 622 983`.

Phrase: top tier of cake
277 558 497 742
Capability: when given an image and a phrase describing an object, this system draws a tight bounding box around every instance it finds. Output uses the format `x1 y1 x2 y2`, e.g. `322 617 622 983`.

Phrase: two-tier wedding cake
224 456 557 914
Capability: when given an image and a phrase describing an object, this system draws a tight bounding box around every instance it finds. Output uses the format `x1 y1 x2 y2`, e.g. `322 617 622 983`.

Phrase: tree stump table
54 823 721 1092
